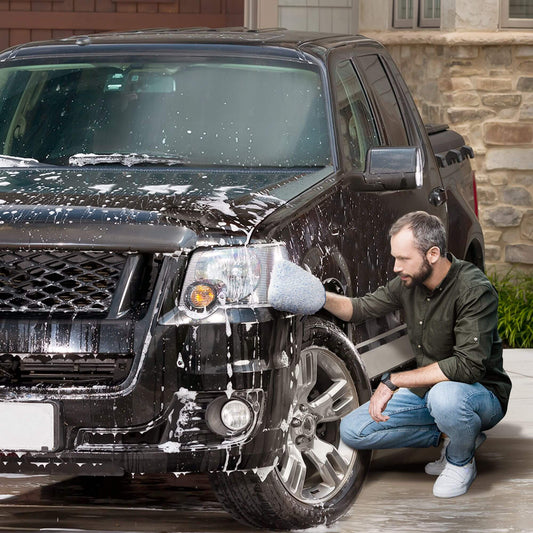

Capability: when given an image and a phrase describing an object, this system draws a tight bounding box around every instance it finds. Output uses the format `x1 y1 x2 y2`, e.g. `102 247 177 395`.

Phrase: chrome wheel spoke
295 348 318 403
309 378 357 422
279 444 307 498
305 437 350 491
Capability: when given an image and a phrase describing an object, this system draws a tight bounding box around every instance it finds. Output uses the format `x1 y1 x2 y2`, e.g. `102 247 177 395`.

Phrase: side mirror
364 147 423 190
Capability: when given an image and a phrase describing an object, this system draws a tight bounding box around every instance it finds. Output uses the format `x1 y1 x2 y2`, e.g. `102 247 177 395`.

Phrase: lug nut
291 418 302 427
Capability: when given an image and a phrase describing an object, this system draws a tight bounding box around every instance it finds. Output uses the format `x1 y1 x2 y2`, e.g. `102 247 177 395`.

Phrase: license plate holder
0 402 60 452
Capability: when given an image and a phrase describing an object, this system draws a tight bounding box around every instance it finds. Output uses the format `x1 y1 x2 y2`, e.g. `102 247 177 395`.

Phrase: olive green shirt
350 255 511 412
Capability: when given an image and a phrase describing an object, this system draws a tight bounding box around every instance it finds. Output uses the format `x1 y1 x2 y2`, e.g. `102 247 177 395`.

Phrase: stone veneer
366 31 533 273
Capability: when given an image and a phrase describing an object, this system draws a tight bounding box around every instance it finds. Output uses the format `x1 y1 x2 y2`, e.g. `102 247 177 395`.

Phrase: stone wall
366 31 533 272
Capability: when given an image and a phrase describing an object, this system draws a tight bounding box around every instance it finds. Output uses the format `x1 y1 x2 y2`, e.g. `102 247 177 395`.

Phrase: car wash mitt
268 259 325 315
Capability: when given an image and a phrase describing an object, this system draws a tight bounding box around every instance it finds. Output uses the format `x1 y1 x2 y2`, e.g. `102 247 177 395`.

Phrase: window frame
354 54 412 147
333 59 381 171
419 0 441 28
393 0 441 29
393 0 415 28
500 0 533 28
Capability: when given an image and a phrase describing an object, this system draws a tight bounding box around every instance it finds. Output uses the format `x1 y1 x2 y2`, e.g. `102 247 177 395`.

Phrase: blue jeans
340 382 504 467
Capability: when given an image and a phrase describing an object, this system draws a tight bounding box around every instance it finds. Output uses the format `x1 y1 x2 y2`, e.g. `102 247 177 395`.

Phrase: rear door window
357 55 409 146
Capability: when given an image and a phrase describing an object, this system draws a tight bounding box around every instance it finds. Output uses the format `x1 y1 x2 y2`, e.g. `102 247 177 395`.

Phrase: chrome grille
0 250 128 314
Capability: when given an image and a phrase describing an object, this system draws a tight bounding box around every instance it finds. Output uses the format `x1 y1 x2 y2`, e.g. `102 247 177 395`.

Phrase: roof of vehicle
0 27 382 61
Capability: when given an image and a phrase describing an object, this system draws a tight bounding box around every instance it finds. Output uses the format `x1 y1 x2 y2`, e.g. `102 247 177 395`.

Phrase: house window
393 0 440 28
394 0 414 28
419 0 441 27
502 0 533 28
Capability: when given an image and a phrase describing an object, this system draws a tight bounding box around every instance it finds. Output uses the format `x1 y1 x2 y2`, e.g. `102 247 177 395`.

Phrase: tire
210 317 372 530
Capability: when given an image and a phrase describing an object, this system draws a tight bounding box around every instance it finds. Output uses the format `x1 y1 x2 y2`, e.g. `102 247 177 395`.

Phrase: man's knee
426 381 466 422
340 404 374 449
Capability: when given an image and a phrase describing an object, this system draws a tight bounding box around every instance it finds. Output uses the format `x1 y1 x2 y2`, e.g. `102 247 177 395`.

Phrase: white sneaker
425 432 486 476
433 459 477 498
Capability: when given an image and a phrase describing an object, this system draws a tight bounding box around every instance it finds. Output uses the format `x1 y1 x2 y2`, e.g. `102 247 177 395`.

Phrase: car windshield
0 55 331 169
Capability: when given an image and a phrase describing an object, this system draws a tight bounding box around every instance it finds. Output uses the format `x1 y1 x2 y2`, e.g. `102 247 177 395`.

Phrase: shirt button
417 344 422 349
419 320 423 325
426 297 431 302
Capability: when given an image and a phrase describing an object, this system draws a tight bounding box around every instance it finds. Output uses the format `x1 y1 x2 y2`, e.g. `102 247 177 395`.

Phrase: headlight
180 244 287 315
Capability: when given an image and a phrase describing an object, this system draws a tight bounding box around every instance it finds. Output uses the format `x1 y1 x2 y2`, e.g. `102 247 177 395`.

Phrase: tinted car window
0 58 331 168
358 55 409 146
335 60 379 170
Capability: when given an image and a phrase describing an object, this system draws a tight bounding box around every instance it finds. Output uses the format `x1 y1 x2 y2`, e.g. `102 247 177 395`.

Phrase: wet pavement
0 349 531 533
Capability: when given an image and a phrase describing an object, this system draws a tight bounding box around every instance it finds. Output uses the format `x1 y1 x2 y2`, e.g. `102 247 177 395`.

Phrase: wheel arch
464 236 485 271
303 315 372 403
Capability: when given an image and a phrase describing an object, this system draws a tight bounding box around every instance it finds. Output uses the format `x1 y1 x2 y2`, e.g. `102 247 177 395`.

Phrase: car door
328 48 448 378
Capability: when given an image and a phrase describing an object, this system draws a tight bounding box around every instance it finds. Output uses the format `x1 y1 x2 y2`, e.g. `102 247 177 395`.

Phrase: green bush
489 271 533 349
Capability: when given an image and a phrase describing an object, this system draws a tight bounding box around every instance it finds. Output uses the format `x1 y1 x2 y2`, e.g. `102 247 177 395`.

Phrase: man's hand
369 383 395 422
368 363 449 423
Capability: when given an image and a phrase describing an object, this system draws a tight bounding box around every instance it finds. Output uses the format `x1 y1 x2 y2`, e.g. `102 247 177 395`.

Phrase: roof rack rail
245 27 288 33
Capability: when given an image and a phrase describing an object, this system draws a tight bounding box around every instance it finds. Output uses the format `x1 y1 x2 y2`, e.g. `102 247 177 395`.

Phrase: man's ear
427 246 441 265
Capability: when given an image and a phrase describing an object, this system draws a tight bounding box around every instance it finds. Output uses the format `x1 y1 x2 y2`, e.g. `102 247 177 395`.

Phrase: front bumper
0 308 301 475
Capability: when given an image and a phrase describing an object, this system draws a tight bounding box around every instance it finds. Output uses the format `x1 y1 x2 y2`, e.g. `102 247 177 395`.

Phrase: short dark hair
389 211 447 256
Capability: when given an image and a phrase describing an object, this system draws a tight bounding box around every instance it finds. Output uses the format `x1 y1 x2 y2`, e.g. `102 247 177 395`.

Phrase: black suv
0 28 482 529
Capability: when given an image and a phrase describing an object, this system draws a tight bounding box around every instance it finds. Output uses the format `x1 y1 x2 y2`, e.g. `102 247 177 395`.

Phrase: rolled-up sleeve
437 283 499 384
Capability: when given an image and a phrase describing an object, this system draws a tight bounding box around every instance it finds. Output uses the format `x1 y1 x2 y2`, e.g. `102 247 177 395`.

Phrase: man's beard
401 257 432 288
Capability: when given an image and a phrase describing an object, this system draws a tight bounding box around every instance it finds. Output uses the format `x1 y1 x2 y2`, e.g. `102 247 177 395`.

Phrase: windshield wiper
0 155 45 167
69 153 189 167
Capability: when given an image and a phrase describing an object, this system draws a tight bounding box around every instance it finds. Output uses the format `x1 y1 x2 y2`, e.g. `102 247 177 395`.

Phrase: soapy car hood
0 166 332 251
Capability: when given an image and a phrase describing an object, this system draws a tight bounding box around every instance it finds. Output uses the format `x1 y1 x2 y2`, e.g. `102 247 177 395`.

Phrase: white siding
279 0 358 33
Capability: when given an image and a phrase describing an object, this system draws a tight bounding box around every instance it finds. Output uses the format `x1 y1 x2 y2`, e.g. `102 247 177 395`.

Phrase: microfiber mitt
268 259 325 315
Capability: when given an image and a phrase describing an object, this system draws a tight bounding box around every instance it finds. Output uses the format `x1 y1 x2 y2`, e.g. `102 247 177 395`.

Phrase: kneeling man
269 211 512 498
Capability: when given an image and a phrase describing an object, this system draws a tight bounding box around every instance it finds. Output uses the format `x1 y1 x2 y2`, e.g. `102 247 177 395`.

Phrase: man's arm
324 279 403 323
369 363 449 422
323 292 354 321
390 362 449 389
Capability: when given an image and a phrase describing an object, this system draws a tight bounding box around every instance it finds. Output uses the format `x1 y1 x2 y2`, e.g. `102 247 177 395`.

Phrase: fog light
220 399 252 432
